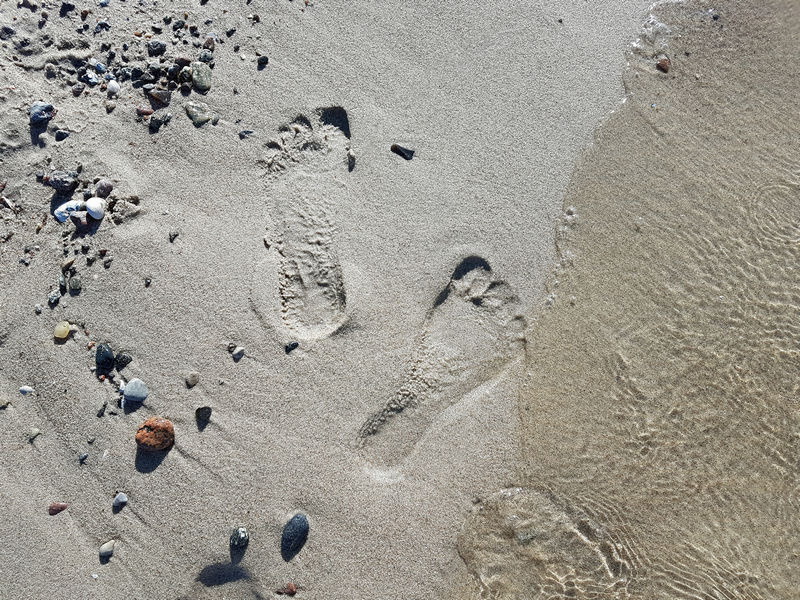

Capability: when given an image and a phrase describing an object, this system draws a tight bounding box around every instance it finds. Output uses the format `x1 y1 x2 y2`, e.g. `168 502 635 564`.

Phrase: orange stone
135 417 174 452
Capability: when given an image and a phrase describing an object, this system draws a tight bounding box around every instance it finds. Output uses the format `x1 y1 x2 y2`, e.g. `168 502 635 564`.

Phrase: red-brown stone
135 416 174 451
48 502 68 515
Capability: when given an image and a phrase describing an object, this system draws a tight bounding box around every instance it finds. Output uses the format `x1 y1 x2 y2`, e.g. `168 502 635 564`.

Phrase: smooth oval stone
99 540 115 558
191 61 212 92
123 378 148 404
107 80 120 95
113 492 128 509
53 321 71 339
86 197 105 219
280 513 309 562
95 344 115 372
19 386 34 395
230 526 249 548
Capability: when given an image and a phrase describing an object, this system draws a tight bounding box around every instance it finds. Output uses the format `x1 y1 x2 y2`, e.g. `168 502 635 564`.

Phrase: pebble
29 101 56 126
19 386 34 395
79 452 89 463
55 130 70 142
284 341 299 354
98 540 115 559
147 40 167 56
68 275 82 294
238 129 254 139
95 179 114 198
184 101 215 127
281 513 309 561
86 197 105 219
29 427 42 442
35 304 43 314
122 378 148 405
390 144 415 160
72 82 86 96
135 416 175 451
112 492 128 510
656 56 671 73
191 61 212 92
53 321 71 340
195 405 212 423
46 170 79 194
54 199 84 222
231 346 245 361
185 371 200 387
48 502 68 515
48 289 61 306
230 526 249 549
114 353 132 370
95 344 115 372
257 55 268 67
107 80 120 96
148 88 172 106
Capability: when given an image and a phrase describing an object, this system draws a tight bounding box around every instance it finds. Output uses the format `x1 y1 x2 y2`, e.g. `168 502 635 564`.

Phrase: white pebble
107 80 120 95
99 540 115 558
53 199 84 223
19 386 34 395
85 197 105 220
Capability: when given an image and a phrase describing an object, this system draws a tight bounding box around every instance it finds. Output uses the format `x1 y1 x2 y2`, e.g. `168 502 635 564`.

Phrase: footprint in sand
252 107 354 341
358 256 526 463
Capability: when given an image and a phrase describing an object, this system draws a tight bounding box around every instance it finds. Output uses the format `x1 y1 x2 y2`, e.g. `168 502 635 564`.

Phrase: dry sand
1 0 796 599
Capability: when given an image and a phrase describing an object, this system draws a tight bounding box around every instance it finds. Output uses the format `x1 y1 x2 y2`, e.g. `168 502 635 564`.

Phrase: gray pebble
99 540 115 558
79 452 89 463
231 346 245 361
281 513 309 561
184 101 215 127
112 492 128 509
95 178 114 198
68 275 82 294
122 378 148 405
191 61 212 92
29 101 56 126
185 371 200 387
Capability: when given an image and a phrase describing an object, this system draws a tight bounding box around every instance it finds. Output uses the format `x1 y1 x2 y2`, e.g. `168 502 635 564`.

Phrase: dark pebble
284 341 299 354
225 27 236 37
195 405 212 424
72 82 86 96
169 230 179 242
390 144 415 160
95 343 115 372
79 452 89 463
0 26 16 40
238 129 254 139
280 513 309 562
147 40 167 56
44 170 78 193
55 129 70 141
29 101 56 126
114 353 132 370
257 55 268 67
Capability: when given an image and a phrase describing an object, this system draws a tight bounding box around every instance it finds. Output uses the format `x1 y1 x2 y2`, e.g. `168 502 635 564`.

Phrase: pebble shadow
134 447 168 473
229 544 247 565
195 562 250 587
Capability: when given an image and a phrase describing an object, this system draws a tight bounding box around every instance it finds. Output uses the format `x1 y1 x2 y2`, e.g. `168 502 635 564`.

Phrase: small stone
105 100 117 113
230 526 249 549
55 130 70 142
203 36 215 51
191 61 212 92
98 540 115 559
148 88 172 106
184 101 214 127
185 371 200 387
48 502 68 515
53 321 71 339
29 101 56 126
95 344 115 372
198 49 214 63
35 304 43 314
168 230 179 242
656 56 671 73
281 513 309 562
29 427 42 442
284 341 299 354
147 40 167 56
68 275 82 294
195 405 212 423
112 492 128 510
114 353 132 370
48 289 61 306
122 378 148 405
107 80 120 95
178 65 193 83
257 55 268 67
135 416 174 451
390 144 415 160
86 197 105 220
231 346 245 361
19 386 34 395
238 129 254 139
95 179 113 198
46 170 79 194
79 452 89 463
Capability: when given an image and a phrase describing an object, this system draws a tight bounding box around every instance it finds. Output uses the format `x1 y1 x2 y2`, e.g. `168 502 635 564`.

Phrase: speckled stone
280 513 309 562
230 526 249 548
135 416 174 451
191 61 212 92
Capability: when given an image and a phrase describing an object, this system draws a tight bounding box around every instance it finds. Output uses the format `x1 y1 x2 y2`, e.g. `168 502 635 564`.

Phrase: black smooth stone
284 341 299 354
195 406 212 423
390 144 415 160
95 344 115 372
280 513 309 562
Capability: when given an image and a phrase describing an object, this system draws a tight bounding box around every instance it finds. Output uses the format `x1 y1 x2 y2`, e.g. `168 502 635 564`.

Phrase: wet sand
457 1 800 598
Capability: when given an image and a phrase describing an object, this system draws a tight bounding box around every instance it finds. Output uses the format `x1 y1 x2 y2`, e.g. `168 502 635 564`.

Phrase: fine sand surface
1 0 796 599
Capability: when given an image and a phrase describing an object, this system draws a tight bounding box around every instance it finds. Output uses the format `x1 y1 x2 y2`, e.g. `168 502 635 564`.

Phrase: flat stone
184 101 214 127
19 386 34 395
191 61 212 92
135 416 174 451
123 378 148 404
46 170 79 193
280 513 309 562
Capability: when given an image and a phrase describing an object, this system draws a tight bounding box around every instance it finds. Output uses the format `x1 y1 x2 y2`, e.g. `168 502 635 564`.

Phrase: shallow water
456 1 800 598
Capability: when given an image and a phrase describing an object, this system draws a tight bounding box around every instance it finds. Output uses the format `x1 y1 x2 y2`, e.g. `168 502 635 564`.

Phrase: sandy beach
1 0 797 599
